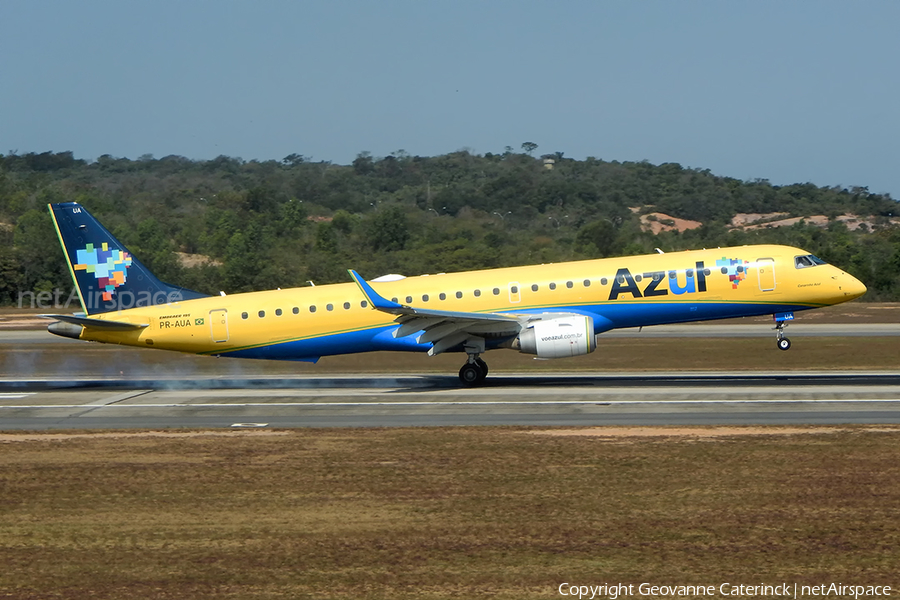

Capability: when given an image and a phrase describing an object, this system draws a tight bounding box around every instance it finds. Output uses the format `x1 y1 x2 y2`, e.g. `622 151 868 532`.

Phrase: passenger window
422 294 429 302
474 290 481 297
309 306 316 313
686 269 693 277
566 281 574 288
406 296 413 303
258 310 265 318
493 288 500 295
549 283 557 290
532 284 539 292
703 268 711 276
343 302 350 310
456 291 463 299
634 275 642 283
668 271 676 279
241 312 248 320
600 278 608 285
275 308 283 316
361 301 368 308
617 275 625 284
583 279 591 287
391 297 398 303
292 307 299 315
326 304 333 311
439 293 446 300
510 285 518 294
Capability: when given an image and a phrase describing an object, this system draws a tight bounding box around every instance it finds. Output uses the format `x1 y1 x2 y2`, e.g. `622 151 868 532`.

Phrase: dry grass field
1 427 899 599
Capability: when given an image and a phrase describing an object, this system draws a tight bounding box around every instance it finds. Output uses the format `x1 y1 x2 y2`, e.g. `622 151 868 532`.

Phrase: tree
0 244 23 304
282 153 305 167
575 219 621 258
521 142 538 156
13 209 67 292
364 205 410 251
352 152 375 176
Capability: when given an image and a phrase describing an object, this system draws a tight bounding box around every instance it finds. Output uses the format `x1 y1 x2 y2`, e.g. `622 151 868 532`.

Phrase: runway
3 323 898 430
2 372 899 430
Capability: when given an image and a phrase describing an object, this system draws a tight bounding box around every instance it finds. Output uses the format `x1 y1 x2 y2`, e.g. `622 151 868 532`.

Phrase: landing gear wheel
459 362 485 387
773 318 791 352
475 357 488 377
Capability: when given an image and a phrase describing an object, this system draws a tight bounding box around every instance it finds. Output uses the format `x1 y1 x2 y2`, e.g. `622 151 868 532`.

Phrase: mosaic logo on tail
74 242 133 301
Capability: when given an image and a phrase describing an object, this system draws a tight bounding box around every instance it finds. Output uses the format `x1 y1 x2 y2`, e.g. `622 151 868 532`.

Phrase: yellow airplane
43 202 867 385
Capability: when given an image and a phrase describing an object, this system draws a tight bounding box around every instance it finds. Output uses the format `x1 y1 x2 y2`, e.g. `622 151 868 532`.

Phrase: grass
1 427 899 599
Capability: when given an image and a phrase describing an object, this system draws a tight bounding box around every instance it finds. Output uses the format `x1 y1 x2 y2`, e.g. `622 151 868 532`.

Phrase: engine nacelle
515 316 597 359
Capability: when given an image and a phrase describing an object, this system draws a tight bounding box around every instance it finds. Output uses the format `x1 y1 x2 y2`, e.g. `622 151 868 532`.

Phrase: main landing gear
775 321 791 351
458 337 489 387
459 357 489 386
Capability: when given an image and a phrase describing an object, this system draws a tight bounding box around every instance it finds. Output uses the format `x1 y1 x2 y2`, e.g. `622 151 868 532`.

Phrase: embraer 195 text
43 203 867 385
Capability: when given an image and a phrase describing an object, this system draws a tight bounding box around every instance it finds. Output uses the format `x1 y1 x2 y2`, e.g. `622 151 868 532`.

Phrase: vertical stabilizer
49 202 208 315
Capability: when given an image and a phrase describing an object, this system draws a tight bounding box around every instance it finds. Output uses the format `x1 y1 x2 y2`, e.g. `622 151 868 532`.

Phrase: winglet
347 270 405 311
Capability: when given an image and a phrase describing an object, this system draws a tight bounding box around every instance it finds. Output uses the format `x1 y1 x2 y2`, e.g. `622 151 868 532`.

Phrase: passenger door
756 258 776 292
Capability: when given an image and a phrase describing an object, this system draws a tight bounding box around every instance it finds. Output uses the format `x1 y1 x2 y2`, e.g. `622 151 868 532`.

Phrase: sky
2 1 898 198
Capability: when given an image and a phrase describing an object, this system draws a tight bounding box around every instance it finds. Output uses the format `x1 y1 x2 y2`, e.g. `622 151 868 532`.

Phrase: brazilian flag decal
195 318 205 326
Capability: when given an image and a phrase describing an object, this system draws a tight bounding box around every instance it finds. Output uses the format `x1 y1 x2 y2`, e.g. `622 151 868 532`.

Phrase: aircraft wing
348 270 524 355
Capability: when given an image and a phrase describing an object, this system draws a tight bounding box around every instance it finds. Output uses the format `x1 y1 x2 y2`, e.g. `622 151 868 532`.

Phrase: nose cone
842 273 867 300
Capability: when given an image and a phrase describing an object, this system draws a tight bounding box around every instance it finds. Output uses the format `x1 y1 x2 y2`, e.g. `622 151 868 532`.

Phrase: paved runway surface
3 325 898 430
2 372 899 430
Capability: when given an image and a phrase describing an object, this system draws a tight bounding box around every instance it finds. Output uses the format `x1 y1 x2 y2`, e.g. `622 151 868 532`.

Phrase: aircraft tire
777 337 792 351
459 363 484 387
475 358 489 378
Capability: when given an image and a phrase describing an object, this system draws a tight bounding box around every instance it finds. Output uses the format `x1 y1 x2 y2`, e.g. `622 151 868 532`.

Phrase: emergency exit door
209 309 229 342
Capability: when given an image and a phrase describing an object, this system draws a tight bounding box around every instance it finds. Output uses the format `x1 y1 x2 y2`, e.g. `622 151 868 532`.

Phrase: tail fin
49 202 208 315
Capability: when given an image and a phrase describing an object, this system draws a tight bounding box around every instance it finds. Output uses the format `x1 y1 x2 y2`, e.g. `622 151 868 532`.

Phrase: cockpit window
795 254 828 269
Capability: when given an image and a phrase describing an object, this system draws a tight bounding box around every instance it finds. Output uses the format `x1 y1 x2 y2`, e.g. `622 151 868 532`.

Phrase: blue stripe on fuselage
510 300 817 330
214 301 816 361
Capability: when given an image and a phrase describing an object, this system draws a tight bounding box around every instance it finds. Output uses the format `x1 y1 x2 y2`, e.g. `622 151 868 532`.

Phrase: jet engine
514 315 597 358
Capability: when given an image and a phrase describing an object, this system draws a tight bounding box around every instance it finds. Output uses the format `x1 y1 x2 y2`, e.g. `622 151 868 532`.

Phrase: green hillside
1 149 898 305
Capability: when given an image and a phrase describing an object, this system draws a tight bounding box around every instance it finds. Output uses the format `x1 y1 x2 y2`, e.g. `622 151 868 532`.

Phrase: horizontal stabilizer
40 314 148 331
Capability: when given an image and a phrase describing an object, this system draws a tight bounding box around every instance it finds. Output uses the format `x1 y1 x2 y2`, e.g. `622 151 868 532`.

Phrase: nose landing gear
772 312 794 351
775 321 791 351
